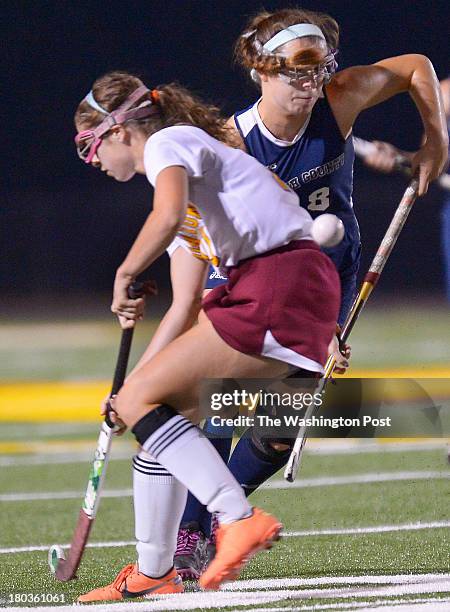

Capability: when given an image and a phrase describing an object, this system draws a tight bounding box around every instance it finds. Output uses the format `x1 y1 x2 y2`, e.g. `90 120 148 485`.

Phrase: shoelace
111 564 136 590
176 529 201 555
209 514 219 545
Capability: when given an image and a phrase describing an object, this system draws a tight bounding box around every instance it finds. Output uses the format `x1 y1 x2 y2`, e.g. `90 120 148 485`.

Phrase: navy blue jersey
234 92 360 276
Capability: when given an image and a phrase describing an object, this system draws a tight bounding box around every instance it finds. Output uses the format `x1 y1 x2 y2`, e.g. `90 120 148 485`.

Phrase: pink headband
75 85 157 163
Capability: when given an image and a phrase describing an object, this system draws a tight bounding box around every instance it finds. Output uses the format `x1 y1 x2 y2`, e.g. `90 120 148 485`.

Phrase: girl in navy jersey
73 71 340 601
175 7 448 579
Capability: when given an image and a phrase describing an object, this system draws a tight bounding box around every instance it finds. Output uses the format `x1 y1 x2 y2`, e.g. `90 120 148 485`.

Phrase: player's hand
111 273 145 329
363 141 403 174
411 138 449 196
101 394 127 436
328 335 351 374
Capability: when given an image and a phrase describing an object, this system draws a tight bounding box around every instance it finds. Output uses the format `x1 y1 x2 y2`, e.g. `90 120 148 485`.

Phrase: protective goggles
250 23 337 86
277 52 337 86
75 85 156 164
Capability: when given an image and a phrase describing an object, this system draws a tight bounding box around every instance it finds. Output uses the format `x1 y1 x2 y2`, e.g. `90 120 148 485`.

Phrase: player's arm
128 246 208 376
225 116 247 151
359 140 415 174
357 77 450 175
328 55 448 194
112 165 188 328
104 245 207 432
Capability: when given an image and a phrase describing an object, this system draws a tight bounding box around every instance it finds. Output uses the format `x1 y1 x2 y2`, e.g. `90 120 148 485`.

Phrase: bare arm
225 116 247 151
328 55 448 194
355 77 449 176
127 246 208 377
112 165 189 328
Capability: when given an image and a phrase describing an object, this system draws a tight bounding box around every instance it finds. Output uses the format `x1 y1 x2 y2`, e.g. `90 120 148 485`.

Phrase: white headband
84 91 108 114
263 23 326 54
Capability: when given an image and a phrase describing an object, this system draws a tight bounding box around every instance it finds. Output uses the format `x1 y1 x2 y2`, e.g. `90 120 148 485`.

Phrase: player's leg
119 319 287 590
79 319 287 601
174 418 234 580
78 448 187 602
174 283 235 580
227 371 319 499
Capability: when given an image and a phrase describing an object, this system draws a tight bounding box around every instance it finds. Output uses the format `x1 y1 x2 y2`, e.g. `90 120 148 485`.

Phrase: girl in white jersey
74 71 340 602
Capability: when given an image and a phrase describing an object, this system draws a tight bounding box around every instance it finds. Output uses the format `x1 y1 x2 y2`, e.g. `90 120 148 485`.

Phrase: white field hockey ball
311 214 345 248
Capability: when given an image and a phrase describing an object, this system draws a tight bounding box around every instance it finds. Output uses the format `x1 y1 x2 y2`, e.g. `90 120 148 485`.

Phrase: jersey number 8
307 187 330 211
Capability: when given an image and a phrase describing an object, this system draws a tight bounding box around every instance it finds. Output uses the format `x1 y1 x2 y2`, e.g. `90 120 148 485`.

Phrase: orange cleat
77 564 183 602
198 507 282 591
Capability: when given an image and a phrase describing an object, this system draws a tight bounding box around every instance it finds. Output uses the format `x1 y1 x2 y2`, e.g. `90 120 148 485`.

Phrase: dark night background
2 0 449 311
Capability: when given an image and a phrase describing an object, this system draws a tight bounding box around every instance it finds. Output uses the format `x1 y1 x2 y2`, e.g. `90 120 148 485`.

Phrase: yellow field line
345 368 450 378
1 368 449 422
0 381 110 422
0 439 98 455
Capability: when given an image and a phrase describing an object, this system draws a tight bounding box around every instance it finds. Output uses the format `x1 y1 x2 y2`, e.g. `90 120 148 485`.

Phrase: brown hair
235 8 339 75
74 71 237 146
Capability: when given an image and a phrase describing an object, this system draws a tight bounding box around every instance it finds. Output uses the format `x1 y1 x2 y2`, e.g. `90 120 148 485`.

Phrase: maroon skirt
202 240 340 372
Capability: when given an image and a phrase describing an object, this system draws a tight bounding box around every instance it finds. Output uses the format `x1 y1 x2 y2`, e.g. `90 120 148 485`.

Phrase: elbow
409 54 437 81
172 294 203 318
165 211 185 233
154 208 185 237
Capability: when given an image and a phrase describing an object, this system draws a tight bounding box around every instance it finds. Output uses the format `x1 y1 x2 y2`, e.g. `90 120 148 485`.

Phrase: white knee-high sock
133 450 187 577
141 415 252 524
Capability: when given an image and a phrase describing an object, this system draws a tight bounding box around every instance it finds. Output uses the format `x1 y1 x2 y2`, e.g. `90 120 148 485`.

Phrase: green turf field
0 302 449 609
0 431 449 609
0 303 449 381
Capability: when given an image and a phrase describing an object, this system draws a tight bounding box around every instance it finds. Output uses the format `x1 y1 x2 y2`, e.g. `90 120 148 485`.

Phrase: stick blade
48 544 65 574
50 509 93 581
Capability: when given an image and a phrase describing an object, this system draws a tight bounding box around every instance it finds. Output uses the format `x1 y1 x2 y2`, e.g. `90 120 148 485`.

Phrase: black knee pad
131 404 178 446
250 428 293 463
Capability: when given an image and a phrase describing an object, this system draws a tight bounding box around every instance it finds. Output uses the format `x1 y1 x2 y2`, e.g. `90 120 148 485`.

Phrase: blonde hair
235 8 339 75
74 71 237 146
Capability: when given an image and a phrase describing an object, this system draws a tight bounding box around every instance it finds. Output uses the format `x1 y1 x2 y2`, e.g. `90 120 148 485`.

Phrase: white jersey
144 125 313 268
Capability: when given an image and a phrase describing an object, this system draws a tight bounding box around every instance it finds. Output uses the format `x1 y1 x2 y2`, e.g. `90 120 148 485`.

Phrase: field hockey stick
284 178 420 482
48 280 157 581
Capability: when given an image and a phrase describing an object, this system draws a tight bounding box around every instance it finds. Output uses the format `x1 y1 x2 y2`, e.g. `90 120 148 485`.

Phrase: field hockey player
73 70 341 601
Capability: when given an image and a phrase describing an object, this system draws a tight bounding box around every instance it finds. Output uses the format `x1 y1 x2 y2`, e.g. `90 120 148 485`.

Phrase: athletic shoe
174 521 208 580
76 564 183 602
203 513 219 570
199 507 282 591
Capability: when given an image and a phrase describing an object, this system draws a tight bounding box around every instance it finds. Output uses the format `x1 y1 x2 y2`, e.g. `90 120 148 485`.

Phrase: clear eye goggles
250 23 338 87
277 52 337 86
75 85 156 164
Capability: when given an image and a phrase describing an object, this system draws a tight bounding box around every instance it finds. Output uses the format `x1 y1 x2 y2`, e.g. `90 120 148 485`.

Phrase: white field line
247 597 450 611
264 471 450 489
0 489 132 502
305 440 450 456
285 521 450 537
2 521 450 555
222 573 450 590
4 574 450 611
0 449 134 467
1 439 448 467
2 470 449 502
